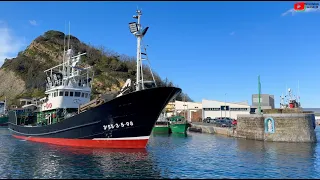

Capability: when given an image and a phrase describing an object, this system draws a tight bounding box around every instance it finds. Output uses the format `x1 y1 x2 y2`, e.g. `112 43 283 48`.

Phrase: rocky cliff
0 30 192 105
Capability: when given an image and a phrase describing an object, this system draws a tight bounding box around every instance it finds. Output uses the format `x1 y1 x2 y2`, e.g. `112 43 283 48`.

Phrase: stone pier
189 109 317 143
236 110 317 143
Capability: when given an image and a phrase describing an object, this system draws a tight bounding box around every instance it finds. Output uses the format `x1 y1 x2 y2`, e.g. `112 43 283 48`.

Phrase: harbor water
1 127 320 179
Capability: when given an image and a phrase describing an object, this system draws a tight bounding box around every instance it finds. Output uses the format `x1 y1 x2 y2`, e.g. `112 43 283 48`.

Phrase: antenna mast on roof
68 21 71 50
63 21 66 77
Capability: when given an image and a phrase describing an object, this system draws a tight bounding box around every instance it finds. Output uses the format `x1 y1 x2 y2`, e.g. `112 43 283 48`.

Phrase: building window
230 108 248 111
65 91 69 96
221 106 229 110
70 92 74 97
203 108 221 111
59 91 63 96
75 92 81 97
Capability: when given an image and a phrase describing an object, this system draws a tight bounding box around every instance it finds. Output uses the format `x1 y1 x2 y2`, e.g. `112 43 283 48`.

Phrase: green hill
0 30 192 105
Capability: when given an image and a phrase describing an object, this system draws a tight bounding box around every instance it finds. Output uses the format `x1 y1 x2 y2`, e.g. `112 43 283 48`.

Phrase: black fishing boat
8 10 181 149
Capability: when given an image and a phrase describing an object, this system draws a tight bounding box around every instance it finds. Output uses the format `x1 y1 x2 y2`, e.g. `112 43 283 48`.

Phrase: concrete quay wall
188 122 235 137
236 113 317 143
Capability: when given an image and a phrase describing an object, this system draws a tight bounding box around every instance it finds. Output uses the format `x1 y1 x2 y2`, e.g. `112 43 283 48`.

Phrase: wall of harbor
189 122 235 137
236 113 317 143
189 111 317 143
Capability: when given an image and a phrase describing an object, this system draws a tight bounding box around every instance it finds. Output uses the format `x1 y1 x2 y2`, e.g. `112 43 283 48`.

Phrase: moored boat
8 10 181 149
0 115 8 126
169 115 188 134
0 99 8 126
152 113 170 134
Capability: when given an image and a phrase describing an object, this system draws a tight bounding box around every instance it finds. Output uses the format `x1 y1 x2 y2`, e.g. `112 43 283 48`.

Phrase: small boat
0 114 8 126
152 113 170 134
169 115 189 134
0 99 8 126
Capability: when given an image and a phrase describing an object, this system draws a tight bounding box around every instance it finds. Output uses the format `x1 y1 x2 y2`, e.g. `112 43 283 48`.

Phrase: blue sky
0 2 319 107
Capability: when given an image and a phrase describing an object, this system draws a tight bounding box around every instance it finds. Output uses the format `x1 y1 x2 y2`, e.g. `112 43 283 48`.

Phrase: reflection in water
0 130 161 179
1 128 320 178
235 138 318 178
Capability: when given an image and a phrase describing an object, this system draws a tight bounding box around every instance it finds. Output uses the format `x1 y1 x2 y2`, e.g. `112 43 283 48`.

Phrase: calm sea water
1 127 320 179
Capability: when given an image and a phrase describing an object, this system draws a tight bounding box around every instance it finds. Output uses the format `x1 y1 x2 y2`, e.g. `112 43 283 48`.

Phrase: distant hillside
0 30 192 105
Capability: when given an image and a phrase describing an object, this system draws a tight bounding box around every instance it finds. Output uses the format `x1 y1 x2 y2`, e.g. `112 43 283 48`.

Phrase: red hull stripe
13 135 149 149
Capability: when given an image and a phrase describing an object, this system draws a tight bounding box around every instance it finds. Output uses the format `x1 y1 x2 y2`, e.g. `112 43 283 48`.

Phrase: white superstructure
39 35 93 112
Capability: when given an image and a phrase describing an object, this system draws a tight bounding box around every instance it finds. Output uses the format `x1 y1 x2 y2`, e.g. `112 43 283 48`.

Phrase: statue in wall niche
268 119 273 133
265 117 275 133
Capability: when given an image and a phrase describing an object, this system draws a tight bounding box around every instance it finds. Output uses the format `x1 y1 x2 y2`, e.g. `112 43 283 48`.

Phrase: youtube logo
294 2 306 11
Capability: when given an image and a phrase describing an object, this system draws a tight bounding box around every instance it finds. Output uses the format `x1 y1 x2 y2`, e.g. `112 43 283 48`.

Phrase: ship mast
136 10 142 91
129 10 149 91
4 96 6 114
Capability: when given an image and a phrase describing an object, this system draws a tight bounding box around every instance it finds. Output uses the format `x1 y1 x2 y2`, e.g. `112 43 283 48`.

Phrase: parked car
205 117 212 123
232 119 237 126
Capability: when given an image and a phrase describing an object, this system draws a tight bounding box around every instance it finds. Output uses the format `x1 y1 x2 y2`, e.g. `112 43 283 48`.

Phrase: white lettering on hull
103 121 134 130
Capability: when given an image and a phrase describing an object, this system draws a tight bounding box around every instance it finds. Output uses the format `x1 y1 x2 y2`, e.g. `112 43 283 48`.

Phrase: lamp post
225 93 227 118
258 75 261 115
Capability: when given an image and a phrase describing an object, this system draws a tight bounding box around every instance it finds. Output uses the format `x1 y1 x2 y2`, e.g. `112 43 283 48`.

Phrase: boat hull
13 135 149 148
8 87 181 148
169 123 188 134
152 126 170 134
0 116 8 126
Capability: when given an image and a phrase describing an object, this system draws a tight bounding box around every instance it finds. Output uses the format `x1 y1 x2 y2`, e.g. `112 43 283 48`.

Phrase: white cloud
229 31 235 36
29 20 38 26
282 7 320 16
0 22 25 66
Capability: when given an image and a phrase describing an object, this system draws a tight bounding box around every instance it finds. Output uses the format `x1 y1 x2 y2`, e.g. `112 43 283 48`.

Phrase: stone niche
236 109 317 143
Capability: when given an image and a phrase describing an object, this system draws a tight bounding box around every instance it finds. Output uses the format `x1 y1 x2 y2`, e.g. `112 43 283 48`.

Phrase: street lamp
225 93 227 118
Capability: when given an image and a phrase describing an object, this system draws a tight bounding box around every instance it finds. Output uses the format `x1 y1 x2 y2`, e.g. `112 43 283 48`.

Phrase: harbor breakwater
236 113 316 143
189 109 317 143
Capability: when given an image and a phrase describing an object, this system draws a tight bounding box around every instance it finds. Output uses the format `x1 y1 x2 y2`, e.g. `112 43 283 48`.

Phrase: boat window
54 92 57 97
75 92 81 97
70 91 74 97
84 93 88 98
59 91 63 96
143 81 156 89
81 93 85 98
65 91 69 96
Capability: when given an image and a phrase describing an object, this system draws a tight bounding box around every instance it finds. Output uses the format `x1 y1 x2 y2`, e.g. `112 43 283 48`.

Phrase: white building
165 101 202 122
202 99 250 120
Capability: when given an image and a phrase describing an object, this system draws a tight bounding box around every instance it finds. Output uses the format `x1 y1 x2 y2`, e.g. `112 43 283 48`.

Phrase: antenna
63 21 66 76
298 80 300 103
4 96 6 114
285 84 288 96
68 21 71 50
258 75 261 115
